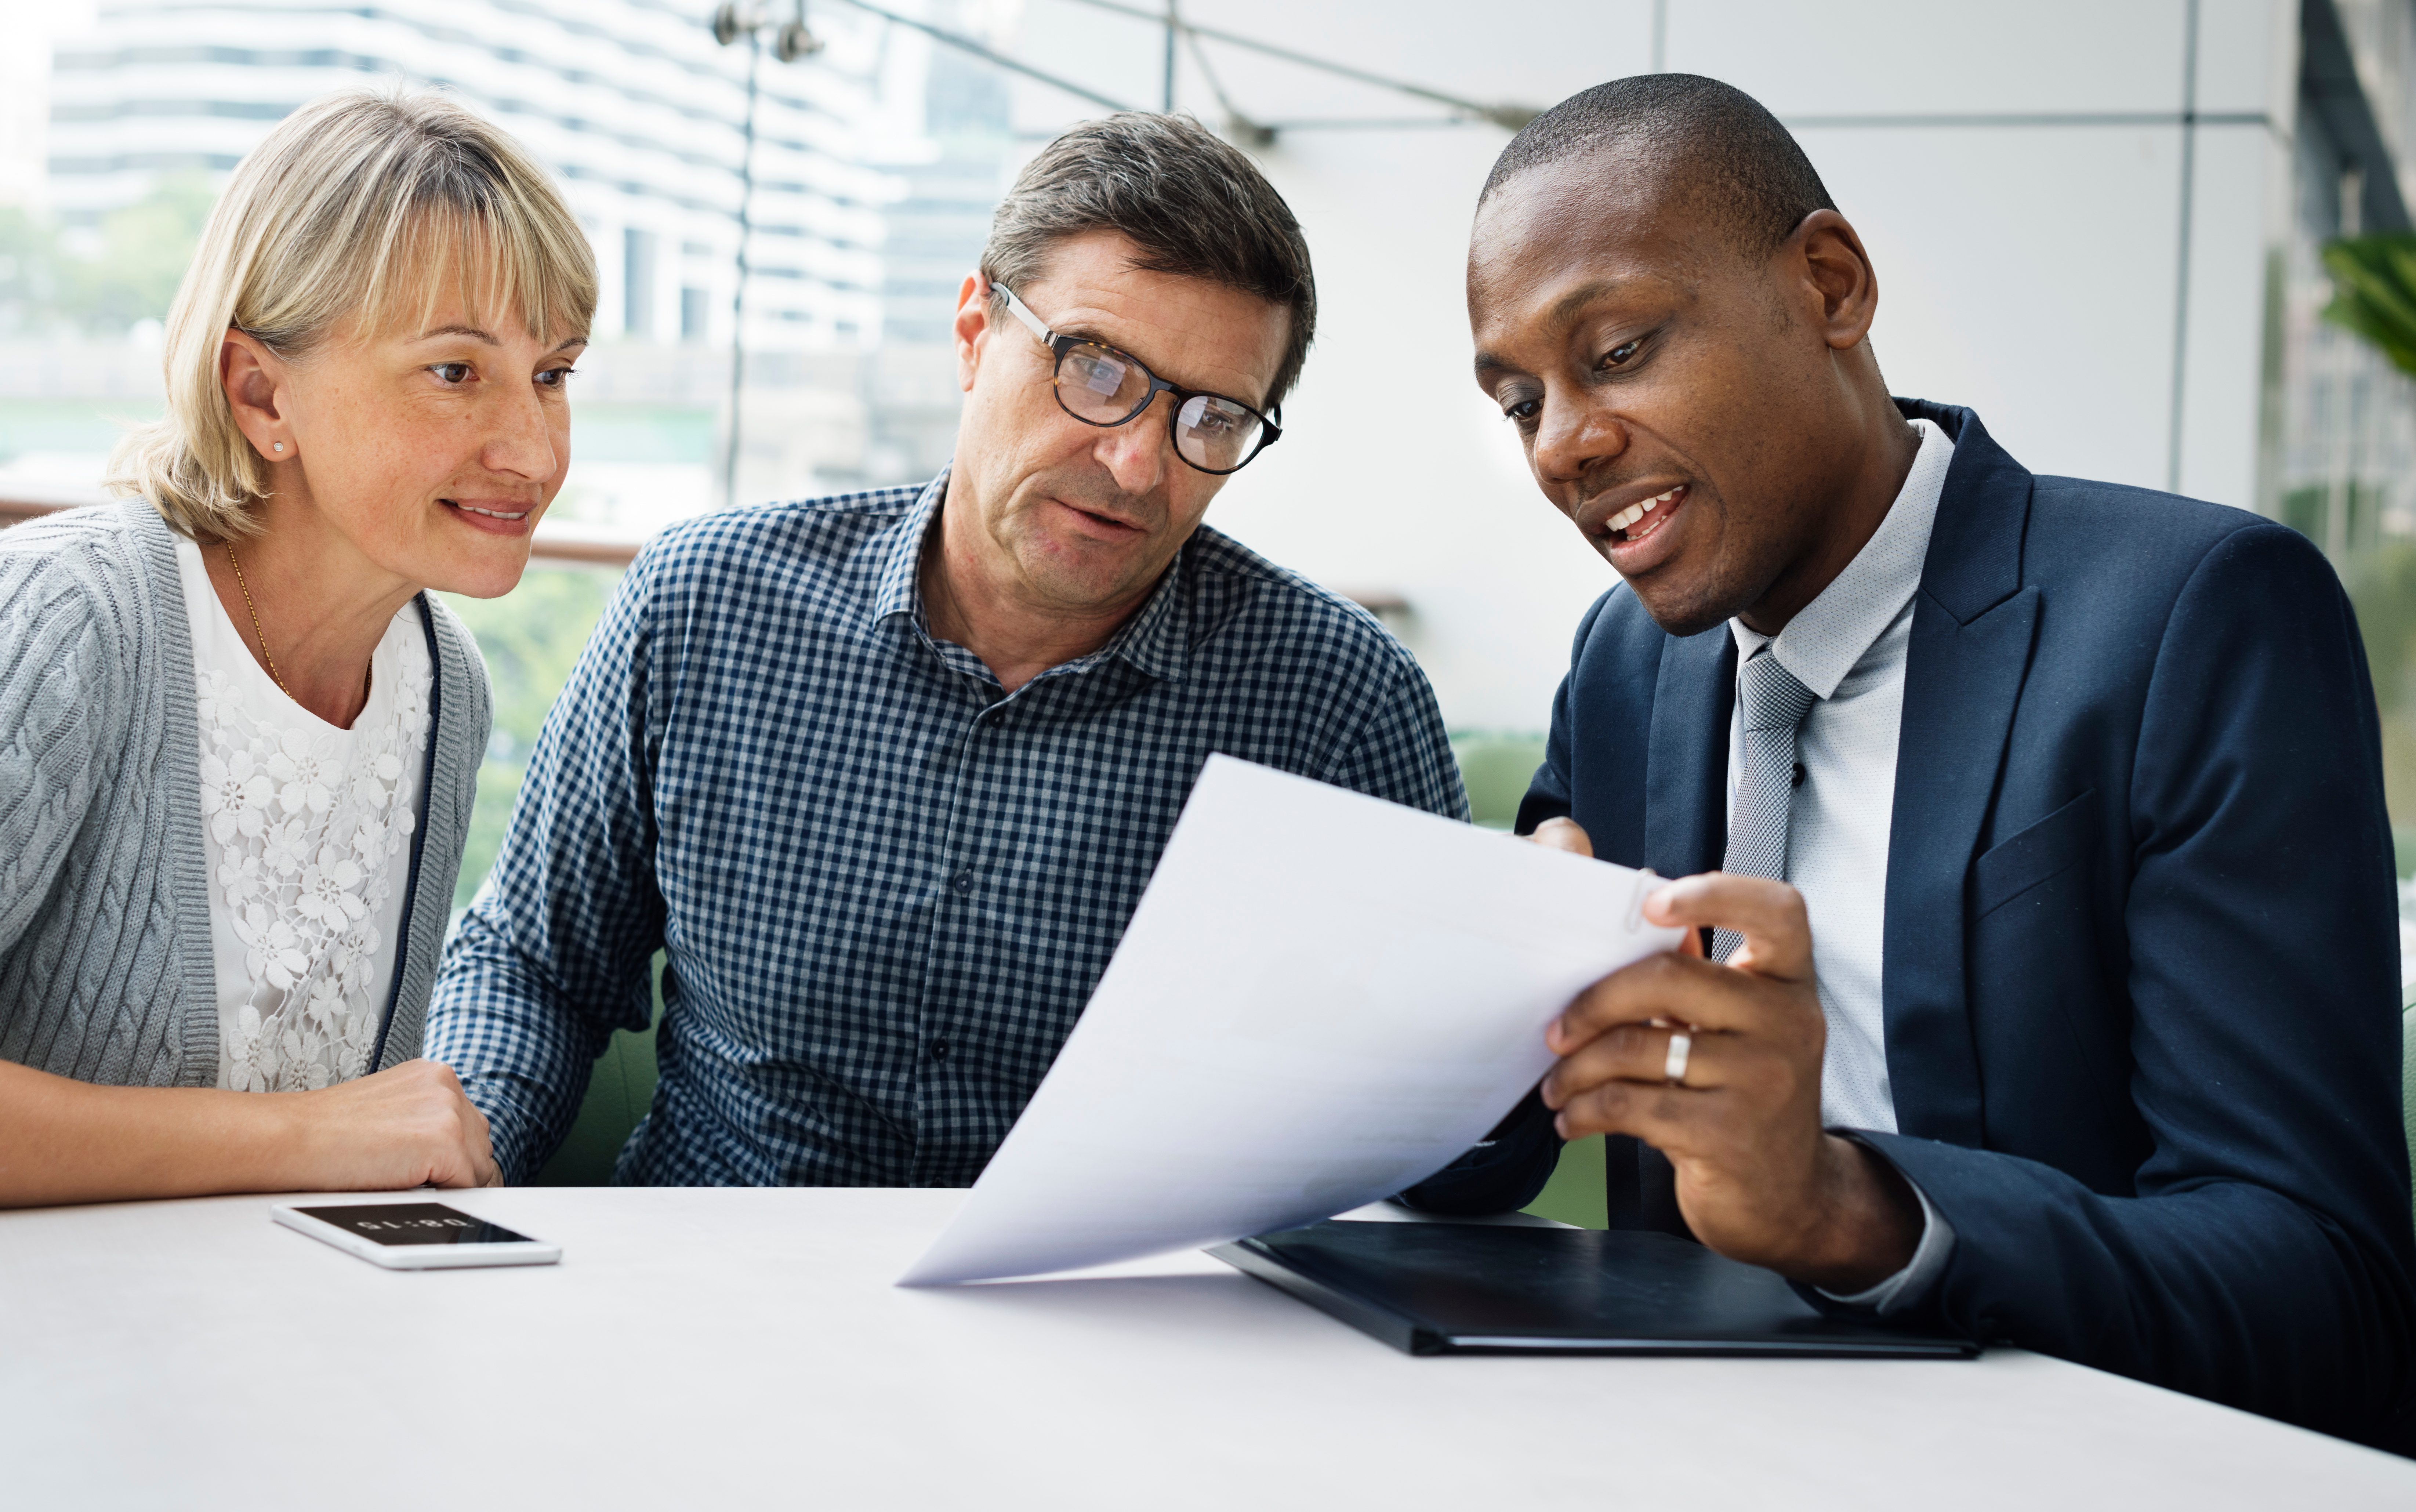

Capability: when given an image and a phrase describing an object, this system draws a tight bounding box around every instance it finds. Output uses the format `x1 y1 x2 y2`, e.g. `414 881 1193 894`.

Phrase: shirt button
951 870 973 893
984 711 1005 728
930 1038 951 1060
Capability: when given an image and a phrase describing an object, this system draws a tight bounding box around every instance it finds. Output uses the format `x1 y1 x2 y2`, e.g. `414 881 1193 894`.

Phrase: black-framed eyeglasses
996 282 1282 475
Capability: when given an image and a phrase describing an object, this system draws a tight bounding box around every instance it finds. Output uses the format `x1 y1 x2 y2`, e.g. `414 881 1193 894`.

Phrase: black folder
1209 1219 1977 1359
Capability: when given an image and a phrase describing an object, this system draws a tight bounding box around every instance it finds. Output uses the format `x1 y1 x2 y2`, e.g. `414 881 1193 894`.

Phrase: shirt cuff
1814 1170 1956 1315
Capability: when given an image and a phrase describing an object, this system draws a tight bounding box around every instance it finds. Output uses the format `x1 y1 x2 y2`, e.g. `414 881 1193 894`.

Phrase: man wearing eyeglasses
422 114 1524 1197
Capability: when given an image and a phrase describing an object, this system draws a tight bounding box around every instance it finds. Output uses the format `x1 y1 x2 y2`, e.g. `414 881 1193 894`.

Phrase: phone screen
292 1202 541 1247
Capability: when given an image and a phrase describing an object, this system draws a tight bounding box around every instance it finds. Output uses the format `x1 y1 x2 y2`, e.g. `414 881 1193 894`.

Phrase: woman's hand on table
277 1059 501 1191
0 1056 498 1207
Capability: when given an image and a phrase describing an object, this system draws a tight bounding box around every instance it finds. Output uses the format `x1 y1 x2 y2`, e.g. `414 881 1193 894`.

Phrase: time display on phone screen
291 1203 541 1247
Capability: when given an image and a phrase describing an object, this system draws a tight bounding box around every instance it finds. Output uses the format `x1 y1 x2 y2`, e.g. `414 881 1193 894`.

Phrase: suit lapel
1644 626 1736 880
1607 623 1735 1237
1883 403 2041 1146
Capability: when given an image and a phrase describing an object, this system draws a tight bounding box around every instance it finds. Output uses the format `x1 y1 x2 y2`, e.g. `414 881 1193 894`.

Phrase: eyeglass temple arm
990 280 1055 344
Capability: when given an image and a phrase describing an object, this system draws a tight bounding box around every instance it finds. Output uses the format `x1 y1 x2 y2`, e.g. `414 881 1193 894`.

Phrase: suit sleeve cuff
1814 1161 1956 1315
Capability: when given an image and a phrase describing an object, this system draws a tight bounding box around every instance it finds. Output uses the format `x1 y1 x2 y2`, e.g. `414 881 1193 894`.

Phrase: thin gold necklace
221 544 373 714
223 543 292 699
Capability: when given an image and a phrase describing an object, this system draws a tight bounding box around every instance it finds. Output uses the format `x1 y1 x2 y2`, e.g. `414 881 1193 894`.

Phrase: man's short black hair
1481 75 1836 257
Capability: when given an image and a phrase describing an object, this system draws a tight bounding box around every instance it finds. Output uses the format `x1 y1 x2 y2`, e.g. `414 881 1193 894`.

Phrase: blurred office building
10 0 2416 752
2279 0 2416 550
1 0 1006 529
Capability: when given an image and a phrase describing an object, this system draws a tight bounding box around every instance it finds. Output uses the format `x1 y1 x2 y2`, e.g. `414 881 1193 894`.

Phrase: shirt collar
870 467 1191 686
870 470 948 628
1730 417 1955 698
1092 547 1189 683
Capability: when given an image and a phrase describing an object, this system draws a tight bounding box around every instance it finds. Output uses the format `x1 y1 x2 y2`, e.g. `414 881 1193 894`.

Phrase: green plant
439 565 621 907
55 173 220 334
1448 731 1548 830
2322 233 2416 378
0 207 63 337
2344 541 2416 708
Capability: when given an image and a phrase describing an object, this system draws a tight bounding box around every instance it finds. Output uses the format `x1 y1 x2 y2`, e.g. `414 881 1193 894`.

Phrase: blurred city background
4 0 2416 941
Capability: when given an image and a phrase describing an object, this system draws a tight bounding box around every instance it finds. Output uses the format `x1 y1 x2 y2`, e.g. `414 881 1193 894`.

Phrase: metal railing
0 496 1413 613
0 495 648 567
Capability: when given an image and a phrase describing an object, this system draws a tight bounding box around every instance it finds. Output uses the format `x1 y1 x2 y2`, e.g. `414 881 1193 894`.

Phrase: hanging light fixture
713 1 822 60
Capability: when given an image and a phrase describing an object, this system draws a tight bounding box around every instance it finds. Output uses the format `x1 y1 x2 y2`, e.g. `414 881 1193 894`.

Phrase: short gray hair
979 112 1315 409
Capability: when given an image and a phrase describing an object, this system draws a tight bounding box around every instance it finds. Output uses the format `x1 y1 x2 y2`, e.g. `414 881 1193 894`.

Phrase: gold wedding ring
1664 1028 1692 1086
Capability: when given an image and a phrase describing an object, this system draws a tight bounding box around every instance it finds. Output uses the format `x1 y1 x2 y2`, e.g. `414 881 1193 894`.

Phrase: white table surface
4 1188 2411 1511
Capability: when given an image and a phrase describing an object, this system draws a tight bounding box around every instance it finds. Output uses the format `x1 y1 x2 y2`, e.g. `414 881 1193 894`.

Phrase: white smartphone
271 1201 562 1270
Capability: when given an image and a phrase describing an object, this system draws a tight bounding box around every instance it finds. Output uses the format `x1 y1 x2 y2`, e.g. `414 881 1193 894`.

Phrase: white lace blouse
174 539 432 1092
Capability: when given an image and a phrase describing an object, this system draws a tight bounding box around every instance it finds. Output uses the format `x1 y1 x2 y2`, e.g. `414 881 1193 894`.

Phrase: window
623 228 656 340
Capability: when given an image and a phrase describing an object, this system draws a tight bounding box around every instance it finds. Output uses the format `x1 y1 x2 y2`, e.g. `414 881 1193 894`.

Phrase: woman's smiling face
226 283 586 599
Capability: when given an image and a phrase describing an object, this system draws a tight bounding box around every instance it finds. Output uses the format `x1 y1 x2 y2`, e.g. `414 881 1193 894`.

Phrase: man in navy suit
1442 74 2415 1443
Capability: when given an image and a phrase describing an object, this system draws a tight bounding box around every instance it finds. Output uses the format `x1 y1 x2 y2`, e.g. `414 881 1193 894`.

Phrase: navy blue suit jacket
1506 401 2414 1438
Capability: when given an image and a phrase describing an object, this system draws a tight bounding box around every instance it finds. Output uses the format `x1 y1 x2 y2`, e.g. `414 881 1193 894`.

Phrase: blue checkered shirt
425 474 1467 1185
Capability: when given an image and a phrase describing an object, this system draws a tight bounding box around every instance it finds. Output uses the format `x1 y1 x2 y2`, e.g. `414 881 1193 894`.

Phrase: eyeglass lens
1055 341 1265 472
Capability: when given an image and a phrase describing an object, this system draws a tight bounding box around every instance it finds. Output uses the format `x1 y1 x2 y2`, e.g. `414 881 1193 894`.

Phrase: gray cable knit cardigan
0 501 489 1087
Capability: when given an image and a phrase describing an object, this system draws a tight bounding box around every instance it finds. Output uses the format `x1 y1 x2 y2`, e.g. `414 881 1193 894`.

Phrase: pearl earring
272 442 284 453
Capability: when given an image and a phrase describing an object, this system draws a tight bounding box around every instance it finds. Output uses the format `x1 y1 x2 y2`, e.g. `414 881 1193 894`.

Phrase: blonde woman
0 88 595 1205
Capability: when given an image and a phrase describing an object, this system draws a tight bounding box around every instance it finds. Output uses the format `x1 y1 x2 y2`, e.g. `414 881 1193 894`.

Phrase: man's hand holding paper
1535 855 1922 1294
900 757 1683 1286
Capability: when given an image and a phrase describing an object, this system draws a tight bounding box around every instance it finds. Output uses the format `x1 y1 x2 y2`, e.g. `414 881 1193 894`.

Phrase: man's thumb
1529 817 1594 858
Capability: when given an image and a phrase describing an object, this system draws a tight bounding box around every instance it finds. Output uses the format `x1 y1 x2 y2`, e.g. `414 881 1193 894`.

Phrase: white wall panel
2177 123 2285 507
2196 0 2300 116
1666 0 2191 117
1797 122 2185 490
1011 0 1657 128
1207 125 1620 732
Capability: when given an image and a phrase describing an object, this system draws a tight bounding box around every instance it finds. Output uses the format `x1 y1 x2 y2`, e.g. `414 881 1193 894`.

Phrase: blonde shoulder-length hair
110 86 598 542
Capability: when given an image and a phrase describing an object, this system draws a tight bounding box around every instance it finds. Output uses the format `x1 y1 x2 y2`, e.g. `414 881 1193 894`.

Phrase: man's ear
220 329 290 459
1788 209 1880 352
953 272 993 394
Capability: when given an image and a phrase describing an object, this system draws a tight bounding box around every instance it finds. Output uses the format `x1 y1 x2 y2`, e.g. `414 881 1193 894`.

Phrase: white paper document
899 755 1683 1286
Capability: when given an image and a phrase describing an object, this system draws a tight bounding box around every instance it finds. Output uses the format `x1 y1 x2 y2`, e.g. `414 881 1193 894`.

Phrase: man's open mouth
1060 499 1143 533
1607 484 1686 545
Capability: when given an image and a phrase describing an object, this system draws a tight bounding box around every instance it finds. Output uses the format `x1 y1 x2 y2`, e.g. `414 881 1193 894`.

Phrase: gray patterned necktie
1714 649 1818 963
